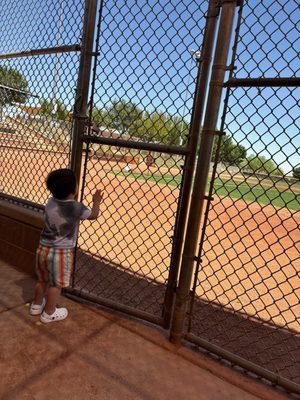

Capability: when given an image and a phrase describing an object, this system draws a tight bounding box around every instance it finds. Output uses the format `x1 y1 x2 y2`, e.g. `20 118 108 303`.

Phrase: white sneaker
40 307 68 323
29 298 46 316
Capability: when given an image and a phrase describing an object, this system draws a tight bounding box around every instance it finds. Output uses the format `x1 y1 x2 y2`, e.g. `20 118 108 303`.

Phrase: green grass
214 181 299 211
108 169 300 211
111 169 182 188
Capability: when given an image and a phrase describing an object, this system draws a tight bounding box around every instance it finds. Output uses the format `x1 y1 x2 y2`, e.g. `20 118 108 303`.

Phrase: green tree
245 155 284 176
105 100 143 135
92 99 189 145
212 134 247 166
40 99 52 117
292 166 300 179
39 99 68 121
0 66 28 119
91 107 109 127
138 111 188 145
55 100 68 121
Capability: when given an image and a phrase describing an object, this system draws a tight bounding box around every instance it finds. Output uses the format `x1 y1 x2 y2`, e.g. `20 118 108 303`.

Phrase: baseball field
1 149 299 328
1 145 299 381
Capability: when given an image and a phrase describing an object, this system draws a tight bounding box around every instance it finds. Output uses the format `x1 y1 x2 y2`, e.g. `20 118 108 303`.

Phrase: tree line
92 100 285 176
0 65 298 178
92 99 189 146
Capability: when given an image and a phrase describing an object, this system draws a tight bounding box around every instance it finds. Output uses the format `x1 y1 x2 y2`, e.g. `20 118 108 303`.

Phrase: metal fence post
170 0 238 345
70 0 98 183
163 0 221 328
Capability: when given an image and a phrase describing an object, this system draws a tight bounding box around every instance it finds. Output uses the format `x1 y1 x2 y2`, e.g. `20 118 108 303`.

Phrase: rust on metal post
0 84 39 98
170 0 237 346
162 0 221 329
81 134 190 155
187 0 244 334
70 0 98 184
224 77 300 87
0 44 81 60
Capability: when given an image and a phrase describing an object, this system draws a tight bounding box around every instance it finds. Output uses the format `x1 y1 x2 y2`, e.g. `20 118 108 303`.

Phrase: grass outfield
109 169 300 211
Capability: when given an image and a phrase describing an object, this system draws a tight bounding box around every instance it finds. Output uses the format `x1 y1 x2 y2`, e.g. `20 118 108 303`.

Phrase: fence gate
184 0 300 394
70 0 218 326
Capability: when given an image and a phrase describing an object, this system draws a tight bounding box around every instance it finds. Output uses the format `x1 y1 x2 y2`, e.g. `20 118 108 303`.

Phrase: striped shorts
35 244 75 288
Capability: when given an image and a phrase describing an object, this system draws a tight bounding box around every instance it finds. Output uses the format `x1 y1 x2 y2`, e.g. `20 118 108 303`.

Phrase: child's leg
33 281 48 305
44 286 61 315
40 249 72 322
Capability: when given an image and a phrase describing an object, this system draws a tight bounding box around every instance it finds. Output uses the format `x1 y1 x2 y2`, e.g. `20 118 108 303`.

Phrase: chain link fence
0 0 85 206
74 147 184 322
0 0 299 394
186 0 300 391
72 0 210 324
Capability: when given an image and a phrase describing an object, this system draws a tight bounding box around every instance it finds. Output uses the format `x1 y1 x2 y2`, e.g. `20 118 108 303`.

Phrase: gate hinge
204 130 225 137
221 0 241 5
225 63 237 71
194 256 203 264
87 51 100 56
204 1 221 19
72 113 88 121
204 195 214 201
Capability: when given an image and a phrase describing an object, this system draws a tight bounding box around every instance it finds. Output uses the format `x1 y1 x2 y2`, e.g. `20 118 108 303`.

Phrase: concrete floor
0 261 288 400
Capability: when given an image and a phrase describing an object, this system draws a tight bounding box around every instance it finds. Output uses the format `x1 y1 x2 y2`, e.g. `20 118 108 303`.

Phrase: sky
226 0 299 173
0 0 299 174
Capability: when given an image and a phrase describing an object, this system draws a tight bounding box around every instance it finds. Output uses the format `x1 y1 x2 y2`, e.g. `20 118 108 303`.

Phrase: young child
29 168 103 323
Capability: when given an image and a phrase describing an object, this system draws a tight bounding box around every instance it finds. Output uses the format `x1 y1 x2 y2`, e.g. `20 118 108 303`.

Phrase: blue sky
0 0 299 174
0 0 84 107
226 0 299 174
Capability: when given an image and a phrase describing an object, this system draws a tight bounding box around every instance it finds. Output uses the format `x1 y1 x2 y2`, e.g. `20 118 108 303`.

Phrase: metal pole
70 0 98 183
0 45 81 60
51 0 65 116
81 134 190 155
187 0 244 333
170 0 238 345
178 55 195 147
162 0 221 328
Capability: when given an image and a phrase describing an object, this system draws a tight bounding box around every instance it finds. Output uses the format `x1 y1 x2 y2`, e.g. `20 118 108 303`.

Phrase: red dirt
0 150 299 333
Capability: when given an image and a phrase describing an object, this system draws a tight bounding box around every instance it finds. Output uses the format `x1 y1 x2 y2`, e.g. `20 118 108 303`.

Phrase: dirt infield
1 149 299 382
75 158 299 329
0 148 69 204
76 157 299 383
0 150 299 331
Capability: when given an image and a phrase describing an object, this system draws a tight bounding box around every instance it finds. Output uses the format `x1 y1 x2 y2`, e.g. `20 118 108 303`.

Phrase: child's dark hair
46 169 77 199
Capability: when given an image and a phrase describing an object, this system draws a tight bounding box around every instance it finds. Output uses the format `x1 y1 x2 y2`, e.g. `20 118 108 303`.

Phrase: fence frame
171 0 300 394
162 0 221 328
0 0 299 394
70 0 99 182
170 0 238 344
68 0 223 329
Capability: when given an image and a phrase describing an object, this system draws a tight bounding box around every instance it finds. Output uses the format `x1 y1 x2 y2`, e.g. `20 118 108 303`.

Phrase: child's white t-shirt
40 197 91 249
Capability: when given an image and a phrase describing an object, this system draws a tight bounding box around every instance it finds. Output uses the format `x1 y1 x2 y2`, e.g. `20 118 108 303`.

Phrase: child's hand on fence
93 189 104 205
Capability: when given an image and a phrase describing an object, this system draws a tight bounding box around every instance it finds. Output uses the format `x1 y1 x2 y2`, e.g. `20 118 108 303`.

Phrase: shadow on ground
0 261 264 400
74 249 300 385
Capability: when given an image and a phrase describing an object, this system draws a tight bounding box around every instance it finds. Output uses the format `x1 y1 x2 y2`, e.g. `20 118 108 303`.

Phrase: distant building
16 105 41 116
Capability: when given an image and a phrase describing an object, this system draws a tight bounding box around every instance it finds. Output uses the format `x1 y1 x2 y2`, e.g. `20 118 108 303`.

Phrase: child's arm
88 189 104 220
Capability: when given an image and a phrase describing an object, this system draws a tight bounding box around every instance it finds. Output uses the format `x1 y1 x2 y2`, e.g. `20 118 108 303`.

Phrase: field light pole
178 51 201 147
52 0 64 116
170 0 238 345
